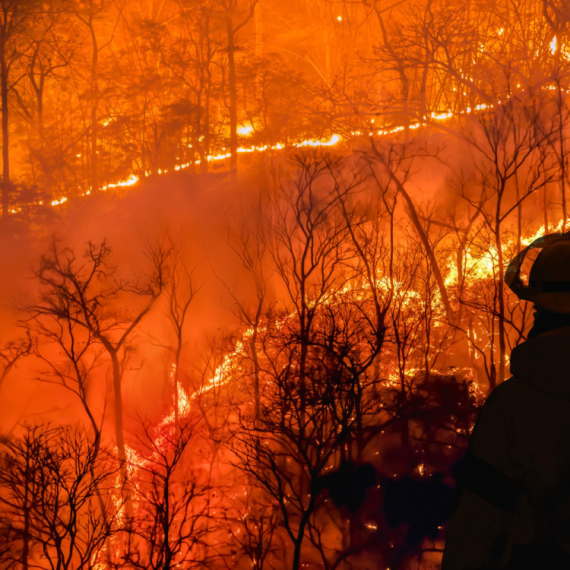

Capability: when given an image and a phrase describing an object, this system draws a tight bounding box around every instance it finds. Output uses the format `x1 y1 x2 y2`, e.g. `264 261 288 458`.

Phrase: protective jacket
442 327 570 569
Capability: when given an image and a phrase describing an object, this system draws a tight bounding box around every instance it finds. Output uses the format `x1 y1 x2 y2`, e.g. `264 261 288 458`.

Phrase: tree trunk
36 87 44 143
91 98 99 192
495 225 506 387
202 91 210 175
254 1 263 98
202 13 212 175
254 1 263 59
174 345 182 432
542 180 550 234
1 42 9 217
89 22 99 193
82 404 113 568
292 538 303 570
226 16 238 173
290 487 316 570
251 326 260 418
110 349 126 464
558 79 567 231
21 448 30 570
389 173 453 323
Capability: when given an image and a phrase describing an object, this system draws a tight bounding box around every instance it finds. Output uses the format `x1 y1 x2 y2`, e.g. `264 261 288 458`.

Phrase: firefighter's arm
442 383 522 570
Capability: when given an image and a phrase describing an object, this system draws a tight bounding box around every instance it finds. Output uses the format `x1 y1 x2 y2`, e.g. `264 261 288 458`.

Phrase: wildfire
294 134 341 148
69 134 341 207
549 35 570 60
100 173 139 192
365 522 378 530
193 339 248 399
36 78 567 220
177 380 190 415
27 83 570 568
7 5 570 568
237 124 254 136
445 247 500 286
523 218 567 245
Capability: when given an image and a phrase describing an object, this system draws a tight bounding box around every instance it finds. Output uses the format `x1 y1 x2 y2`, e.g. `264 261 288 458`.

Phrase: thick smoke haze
0 170 272 431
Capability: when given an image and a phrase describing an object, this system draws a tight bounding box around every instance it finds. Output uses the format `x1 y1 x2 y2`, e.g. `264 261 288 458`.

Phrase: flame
237 124 254 136
294 134 341 148
193 340 248 398
12 66 569 219
523 218 566 245
551 36 558 55
100 174 139 192
431 111 454 121
445 246 500 286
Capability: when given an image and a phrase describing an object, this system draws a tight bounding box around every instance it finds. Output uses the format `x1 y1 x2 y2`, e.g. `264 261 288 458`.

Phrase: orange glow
3 4 570 567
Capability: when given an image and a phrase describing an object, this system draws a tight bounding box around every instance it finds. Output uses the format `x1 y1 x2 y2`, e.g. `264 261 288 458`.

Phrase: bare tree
151 240 199 432
220 0 257 172
220 490 280 570
225 155 404 569
72 0 118 193
267 151 357 423
28 286 114 564
122 416 210 570
164 0 224 173
0 424 119 570
29 238 170 486
0 0 44 215
0 334 32 391
460 95 554 385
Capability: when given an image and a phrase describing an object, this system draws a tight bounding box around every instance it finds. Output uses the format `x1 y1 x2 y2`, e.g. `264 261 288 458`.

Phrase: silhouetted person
443 233 570 569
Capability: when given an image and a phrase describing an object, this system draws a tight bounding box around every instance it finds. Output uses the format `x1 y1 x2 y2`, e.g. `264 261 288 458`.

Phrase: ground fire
0 0 569 569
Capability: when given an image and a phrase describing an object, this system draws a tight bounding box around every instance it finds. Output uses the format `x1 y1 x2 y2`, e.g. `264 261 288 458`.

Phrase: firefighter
442 233 570 569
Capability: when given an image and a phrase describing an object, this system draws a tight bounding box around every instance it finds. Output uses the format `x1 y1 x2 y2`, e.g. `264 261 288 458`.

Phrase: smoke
0 168 271 432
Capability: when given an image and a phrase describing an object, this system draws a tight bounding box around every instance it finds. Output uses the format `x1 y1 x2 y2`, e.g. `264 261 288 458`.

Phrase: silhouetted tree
0 424 119 570
122 416 210 570
29 238 170 491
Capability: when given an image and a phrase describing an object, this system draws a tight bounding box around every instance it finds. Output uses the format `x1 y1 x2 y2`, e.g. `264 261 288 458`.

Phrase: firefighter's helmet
505 232 570 314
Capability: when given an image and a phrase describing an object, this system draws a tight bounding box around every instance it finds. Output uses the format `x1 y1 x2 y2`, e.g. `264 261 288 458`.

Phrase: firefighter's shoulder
468 378 524 488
